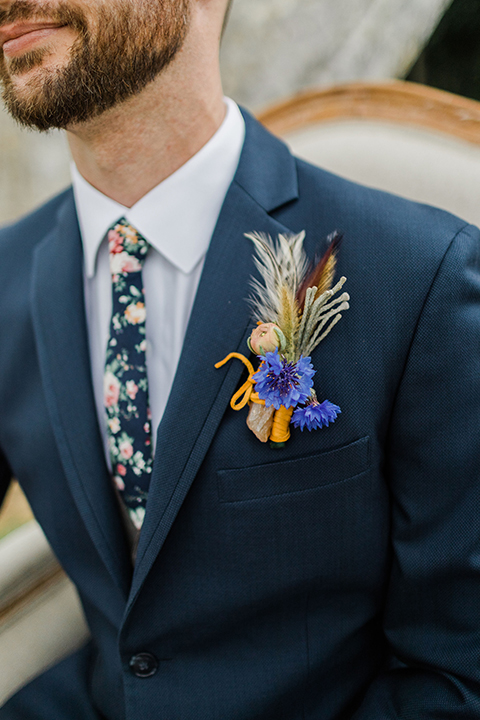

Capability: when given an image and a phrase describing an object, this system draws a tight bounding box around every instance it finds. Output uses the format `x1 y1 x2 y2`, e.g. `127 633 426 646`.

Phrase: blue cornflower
291 397 341 431
253 348 315 410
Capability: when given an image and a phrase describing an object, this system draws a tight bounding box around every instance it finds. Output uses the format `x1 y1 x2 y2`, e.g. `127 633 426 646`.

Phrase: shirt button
129 652 159 678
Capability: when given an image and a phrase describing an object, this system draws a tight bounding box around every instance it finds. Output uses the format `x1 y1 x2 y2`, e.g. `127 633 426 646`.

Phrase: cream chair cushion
285 120 480 227
0 521 89 705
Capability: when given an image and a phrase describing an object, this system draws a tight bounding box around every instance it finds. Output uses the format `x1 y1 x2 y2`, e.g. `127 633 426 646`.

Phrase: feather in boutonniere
215 230 349 447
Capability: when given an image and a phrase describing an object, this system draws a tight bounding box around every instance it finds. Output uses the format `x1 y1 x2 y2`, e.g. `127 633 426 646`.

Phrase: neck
67 35 226 207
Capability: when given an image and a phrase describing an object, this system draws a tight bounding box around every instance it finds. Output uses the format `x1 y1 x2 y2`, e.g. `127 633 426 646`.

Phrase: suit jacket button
129 652 159 678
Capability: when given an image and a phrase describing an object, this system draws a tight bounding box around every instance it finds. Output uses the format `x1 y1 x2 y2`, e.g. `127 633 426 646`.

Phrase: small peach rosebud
248 323 285 355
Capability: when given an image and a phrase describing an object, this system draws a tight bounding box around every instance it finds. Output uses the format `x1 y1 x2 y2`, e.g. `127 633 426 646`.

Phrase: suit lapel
129 114 299 608
31 193 132 597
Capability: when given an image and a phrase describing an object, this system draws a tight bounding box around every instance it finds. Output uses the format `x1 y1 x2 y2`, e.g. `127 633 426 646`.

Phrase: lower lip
2 27 63 57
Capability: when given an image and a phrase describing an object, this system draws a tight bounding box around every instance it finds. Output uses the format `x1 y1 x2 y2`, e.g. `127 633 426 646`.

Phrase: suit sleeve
352 224 480 719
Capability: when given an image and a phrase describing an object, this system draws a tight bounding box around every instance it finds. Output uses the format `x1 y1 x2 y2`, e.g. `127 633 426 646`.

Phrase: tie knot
107 217 148 274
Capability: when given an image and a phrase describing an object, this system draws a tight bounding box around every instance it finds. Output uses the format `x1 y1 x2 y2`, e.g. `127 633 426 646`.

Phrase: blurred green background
408 0 480 101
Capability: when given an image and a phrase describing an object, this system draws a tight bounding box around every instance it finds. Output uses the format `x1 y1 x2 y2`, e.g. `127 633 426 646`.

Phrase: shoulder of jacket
285 155 471 264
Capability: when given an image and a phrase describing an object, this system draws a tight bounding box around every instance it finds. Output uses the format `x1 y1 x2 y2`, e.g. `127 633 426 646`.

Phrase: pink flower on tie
126 380 139 400
108 230 124 254
110 251 142 276
116 463 127 477
119 440 134 460
104 371 120 408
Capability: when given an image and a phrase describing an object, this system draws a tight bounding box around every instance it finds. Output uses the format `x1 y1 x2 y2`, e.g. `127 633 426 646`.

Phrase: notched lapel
130 114 300 608
31 192 131 597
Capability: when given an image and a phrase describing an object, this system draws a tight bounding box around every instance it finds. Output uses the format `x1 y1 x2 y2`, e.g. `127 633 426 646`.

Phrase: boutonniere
216 230 350 448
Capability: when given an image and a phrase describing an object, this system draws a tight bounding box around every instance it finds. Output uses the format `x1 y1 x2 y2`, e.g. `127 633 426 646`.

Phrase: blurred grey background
1 0 477 225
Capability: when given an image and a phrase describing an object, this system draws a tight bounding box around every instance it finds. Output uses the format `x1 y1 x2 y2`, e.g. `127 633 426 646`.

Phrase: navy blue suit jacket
1 111 480 719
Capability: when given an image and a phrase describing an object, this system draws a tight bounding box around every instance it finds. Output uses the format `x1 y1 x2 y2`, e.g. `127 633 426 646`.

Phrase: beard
0 0 191 131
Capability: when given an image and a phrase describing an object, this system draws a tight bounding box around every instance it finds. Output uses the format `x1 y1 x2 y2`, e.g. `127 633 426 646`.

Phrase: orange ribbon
215 352 293 444
214 353 263 410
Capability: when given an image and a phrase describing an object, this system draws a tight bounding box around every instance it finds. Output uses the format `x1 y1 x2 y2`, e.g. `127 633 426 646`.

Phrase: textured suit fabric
1 110 480 719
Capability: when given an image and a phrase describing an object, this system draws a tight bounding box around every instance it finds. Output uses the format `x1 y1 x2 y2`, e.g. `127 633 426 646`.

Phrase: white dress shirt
72 98 245 469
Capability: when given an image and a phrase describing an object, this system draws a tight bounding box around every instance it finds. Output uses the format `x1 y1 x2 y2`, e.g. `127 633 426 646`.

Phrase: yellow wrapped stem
270 406 294 443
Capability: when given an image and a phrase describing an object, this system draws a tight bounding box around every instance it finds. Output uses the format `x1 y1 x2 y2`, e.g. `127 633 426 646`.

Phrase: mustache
0 1 86 31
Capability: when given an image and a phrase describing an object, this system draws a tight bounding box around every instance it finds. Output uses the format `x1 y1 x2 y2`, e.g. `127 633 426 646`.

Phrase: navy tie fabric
104 218 153 529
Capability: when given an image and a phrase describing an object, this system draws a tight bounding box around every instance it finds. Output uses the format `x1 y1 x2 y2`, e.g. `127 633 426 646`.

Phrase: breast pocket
217 436 371 503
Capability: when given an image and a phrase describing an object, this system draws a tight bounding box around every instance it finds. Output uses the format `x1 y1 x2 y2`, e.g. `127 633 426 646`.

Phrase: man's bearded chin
0 0 191 132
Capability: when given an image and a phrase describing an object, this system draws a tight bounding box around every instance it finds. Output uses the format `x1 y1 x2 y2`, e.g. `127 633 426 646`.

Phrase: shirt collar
72 97 245 278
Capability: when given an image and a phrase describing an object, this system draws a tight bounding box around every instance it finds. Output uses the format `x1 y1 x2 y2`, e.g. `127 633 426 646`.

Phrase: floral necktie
104 218 153 530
